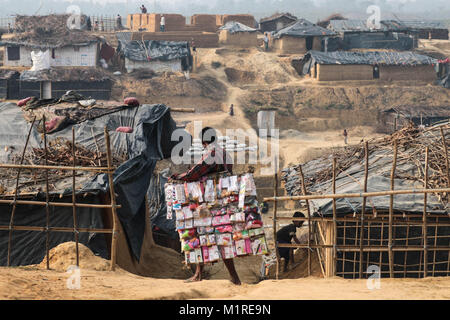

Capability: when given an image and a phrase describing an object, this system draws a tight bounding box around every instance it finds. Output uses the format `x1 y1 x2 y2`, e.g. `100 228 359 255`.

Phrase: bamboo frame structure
1 122 121 270
266 129 450 279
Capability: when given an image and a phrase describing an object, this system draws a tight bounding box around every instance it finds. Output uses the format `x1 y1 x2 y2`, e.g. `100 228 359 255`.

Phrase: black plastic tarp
0 102 178 263
147 170 177 239
327 32 414 51
273 18 336 39
301 50 437 75
219 21 257 34
117 35 190 62
0 195 108 266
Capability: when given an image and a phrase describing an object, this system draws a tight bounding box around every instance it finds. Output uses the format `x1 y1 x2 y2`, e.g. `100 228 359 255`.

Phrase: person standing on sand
229 104 234 116
170 127 241 285
343 129 348 145
263 33 269 51
276 212 305 273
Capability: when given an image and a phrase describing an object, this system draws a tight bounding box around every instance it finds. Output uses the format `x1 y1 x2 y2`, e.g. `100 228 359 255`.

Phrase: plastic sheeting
301 50 437 75
219 21 258 34
117 37 190 62
0 102 178 263
327 32 414 51
282 130 448 217
30 50 51 71
273 19 336 39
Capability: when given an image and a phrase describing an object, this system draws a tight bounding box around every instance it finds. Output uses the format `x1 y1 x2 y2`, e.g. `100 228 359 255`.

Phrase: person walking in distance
343 129 348 145
229 104 234 116
263 33 269 51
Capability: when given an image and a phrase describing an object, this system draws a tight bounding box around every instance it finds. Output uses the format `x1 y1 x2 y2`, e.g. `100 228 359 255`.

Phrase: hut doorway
373 64 380 79
306 36 314 50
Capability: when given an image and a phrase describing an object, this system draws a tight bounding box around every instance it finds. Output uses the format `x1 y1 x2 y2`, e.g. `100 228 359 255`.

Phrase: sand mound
39 242 111 272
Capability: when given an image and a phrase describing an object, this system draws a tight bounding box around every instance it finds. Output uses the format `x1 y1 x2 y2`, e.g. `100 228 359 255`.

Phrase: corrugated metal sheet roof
219 21 257 34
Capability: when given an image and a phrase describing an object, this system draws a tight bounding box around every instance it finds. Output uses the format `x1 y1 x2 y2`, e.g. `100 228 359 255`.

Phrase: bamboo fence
0 119 121 270
265 124 450 279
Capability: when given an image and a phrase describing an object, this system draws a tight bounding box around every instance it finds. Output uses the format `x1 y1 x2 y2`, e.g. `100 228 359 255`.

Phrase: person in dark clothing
140 5 147 13
229 104 234 116
86 17 92 31
276 211 305 272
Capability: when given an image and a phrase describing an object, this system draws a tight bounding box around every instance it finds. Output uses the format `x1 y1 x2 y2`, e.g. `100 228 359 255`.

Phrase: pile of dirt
38 242 111 272
113 74 227 112
225 67 255 83
266 248 323 279
197 47 299 86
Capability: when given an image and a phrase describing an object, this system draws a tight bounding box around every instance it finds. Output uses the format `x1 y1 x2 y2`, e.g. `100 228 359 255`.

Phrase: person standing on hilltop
140 5 147 14
343 129 348 145
160 14 166 32
116 14 122 30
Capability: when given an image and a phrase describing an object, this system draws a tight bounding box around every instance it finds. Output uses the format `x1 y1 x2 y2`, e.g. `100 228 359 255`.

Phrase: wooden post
72 127 80 267
104 127 119 271
273 166 280 280
298 165 312 277
43 115 51 270
388 140 398 278
423 147 429 278
332 158 337 277
441 127 449 188
325 221 335 277
359 141 369 278
7 117 36 267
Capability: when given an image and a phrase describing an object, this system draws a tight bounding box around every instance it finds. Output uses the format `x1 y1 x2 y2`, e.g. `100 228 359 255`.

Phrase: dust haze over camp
0 0 449 304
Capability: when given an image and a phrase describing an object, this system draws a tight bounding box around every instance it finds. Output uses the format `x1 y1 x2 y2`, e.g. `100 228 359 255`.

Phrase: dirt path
1 267 449 300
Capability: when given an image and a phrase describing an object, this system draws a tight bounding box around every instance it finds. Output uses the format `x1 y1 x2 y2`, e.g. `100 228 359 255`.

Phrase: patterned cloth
173 142 232 182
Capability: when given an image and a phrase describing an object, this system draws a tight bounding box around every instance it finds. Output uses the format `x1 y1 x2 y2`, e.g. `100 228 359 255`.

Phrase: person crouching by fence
276 211 305 273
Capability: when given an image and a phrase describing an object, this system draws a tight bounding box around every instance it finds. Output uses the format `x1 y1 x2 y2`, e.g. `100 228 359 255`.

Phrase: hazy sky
0 0 448 21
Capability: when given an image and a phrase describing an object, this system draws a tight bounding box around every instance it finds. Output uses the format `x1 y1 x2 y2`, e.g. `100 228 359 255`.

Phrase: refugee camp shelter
327 19 415 51
380 105 450 133
259 13 297 33
117 33 192 73
402 21 449 40
271 19 336 54
0 99 179 275
301 50 437 82
18 68 113 100
0 70 20 100
281 123 450 278
0 15 103 68
219 21 258 46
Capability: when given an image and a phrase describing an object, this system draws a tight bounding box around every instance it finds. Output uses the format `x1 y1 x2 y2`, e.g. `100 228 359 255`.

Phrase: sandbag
30 50 51 71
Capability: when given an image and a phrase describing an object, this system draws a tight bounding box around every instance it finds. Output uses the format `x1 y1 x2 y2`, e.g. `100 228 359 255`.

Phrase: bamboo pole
298 165 312 277
359 141 369 278
432 218 438 277
43 115 51 270
0 226 113 233
423 147 429 278
441 127 449 188
273 164 279 280
263 188 450 202
0 163 111 172
7 117 36 267
104 127 119 271
72 127 80 267
403 219 410 278
388 140 398 278
0 199 121 209
379 221 384 273
332 158 337 277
